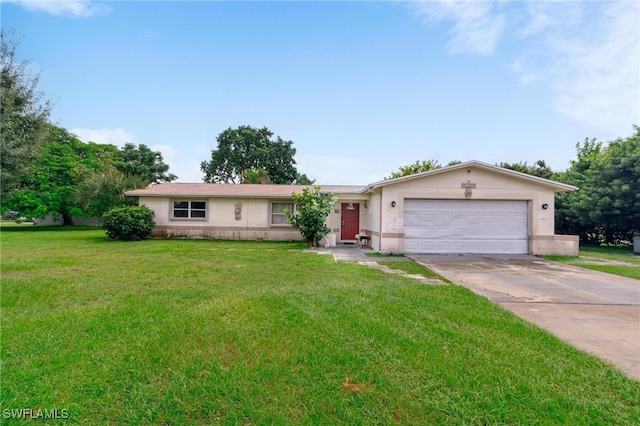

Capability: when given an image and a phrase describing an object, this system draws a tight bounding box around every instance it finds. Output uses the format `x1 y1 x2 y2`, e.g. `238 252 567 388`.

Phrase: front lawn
545 245 640 280
2 227 639 424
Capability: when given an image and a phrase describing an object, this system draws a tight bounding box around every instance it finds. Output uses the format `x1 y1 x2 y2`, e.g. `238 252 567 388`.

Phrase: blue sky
3 0 639 184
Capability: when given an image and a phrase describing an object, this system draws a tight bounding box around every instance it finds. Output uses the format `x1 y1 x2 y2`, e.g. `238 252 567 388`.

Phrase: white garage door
404 200 528 254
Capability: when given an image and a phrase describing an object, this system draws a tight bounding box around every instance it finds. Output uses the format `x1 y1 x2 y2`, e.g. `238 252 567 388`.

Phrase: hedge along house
125 161 579 256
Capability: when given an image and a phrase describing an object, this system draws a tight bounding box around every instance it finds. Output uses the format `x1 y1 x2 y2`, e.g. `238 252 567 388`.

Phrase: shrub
285 186 336 247
102 205 155 241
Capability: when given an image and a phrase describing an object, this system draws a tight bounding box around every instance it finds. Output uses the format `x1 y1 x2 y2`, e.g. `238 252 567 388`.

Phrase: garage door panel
404 212 420 226
450 241 466 252
450 227 464 237
479 214 495 225
479 227 498 237
433 214 447 226
494 228 513 237
405 227 434 238
404 200 528 254
451 214 465 225
404 240 421 252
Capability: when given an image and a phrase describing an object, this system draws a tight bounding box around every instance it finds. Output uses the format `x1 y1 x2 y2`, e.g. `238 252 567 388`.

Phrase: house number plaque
461 181 476 199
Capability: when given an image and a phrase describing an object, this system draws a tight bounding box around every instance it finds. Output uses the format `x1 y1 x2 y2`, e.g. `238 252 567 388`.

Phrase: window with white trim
172 200 207 220
270 202 294 226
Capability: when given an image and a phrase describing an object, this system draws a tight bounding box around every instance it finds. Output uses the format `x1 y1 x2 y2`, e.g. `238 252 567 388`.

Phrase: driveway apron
408 254 640 381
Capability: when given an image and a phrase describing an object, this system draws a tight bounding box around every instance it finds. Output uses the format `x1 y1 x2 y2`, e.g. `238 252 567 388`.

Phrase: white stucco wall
141 195 372 242
139 196 302 240
325 201 341 235
366 192 382 251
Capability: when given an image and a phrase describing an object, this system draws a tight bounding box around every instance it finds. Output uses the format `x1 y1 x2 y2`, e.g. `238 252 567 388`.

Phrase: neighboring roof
125 183 367 198
365 160 578 193
125 161 577 198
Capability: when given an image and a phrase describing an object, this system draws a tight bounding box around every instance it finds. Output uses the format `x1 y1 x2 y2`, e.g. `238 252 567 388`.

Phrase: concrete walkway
306 244 409 262
305 245 443 285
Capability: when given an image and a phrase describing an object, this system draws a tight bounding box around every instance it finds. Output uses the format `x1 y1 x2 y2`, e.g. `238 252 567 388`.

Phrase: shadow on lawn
0 225 101 233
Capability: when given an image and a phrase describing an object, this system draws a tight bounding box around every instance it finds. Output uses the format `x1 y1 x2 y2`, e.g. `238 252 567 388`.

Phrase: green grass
378 261 452 284
364 252 405 257
2 227 639 424
0 220 35 227
545 245 640 279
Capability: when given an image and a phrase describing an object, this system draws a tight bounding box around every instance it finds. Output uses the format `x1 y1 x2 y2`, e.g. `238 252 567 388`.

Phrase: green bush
285 186 336 247
102 205 155 241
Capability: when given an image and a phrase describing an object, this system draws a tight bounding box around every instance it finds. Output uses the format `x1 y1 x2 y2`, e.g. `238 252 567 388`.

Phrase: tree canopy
555 127 640 244
75 168 148 218
386 160 442 180
498 160 554 180
116 142 177 184
4 126 117 224
3 125 154 223
241 168 272 184
1 31 52 199
201 125 309 184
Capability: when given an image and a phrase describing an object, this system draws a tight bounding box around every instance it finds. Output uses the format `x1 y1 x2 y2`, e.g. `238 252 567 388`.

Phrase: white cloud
516 0 582 38
411 0 639 134
151 144 210 183
70 127 137 147
7 0 110 17
149 144 177 163
296 154 393 185
411 0 506 55
519 73 540 85
550 1 639 132
510 1 639 131
169 156 205 183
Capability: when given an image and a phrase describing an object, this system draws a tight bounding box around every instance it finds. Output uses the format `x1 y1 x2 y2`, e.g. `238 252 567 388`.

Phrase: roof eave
365 160 578 193
125 192 301 198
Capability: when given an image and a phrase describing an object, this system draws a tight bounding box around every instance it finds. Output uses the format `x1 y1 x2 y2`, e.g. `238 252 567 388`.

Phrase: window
172 200 207 220
271 202 294 226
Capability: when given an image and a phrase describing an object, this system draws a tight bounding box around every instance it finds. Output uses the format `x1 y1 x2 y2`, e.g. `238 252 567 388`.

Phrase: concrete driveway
408 254 640 381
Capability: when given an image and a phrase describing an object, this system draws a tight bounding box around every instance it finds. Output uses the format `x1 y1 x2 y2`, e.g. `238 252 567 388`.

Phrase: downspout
378 190 383 252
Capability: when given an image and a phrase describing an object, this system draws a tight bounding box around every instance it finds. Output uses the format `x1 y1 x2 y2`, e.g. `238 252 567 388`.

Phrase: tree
75 168 148 217
241 168 271 184
285 186 336 247
386 160 442 179
4 125 116 225
555 127 640 244
1 31 53 199
294 173 315 185
116 142 177 183
498 160 555 179
201 125 302 184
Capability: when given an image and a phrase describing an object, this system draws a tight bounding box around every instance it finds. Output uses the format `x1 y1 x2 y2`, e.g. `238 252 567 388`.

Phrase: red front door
341 203 360 241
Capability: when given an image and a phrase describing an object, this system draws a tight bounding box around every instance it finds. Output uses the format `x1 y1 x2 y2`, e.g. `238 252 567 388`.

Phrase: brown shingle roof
125 183 366 198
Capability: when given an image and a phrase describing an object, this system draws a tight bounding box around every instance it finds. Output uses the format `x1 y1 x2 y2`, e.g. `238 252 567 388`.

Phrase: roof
125 161 577 198
125 183 367 198
365 160 578 193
